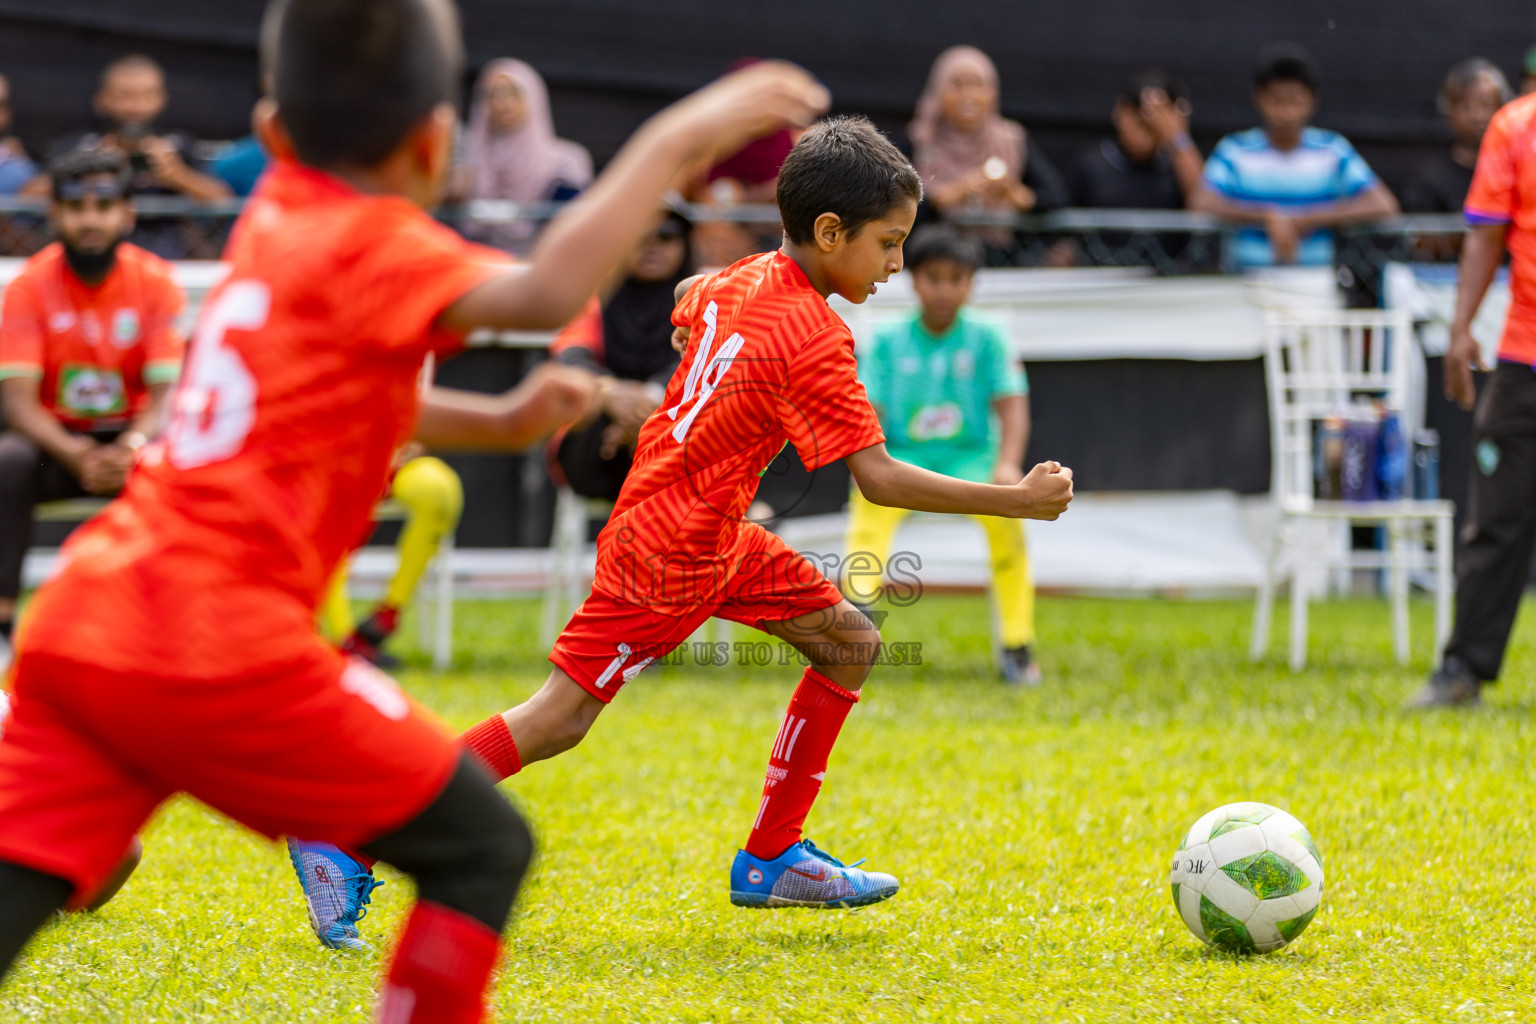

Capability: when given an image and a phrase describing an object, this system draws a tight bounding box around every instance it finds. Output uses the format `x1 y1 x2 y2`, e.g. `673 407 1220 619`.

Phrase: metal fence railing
0 197 1469 298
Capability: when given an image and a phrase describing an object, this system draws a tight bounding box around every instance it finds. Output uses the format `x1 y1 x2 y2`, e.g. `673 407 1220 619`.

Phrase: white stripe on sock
752 794 770 831
782 718 807 762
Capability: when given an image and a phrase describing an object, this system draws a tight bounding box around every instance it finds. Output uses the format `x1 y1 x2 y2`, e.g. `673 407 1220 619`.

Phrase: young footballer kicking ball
0 0 829 1019
295 116 1073 941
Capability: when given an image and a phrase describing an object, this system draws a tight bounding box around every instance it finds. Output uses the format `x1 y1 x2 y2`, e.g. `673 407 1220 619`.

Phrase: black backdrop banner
1 1 1534 190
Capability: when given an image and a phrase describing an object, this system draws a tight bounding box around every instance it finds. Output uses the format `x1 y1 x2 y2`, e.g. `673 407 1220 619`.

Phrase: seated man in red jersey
0 0 828 1021
0 148 185 662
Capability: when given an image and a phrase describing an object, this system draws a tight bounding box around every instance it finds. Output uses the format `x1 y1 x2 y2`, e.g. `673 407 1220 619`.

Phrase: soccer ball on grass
1169 801 1323 954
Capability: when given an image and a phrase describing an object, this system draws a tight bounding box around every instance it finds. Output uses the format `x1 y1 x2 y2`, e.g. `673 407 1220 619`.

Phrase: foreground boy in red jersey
291 118 1071 937
0 0 829 1019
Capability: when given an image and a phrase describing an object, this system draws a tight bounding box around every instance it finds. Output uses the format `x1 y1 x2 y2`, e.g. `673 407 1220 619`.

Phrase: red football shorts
0 643 458 906
550 523 844 702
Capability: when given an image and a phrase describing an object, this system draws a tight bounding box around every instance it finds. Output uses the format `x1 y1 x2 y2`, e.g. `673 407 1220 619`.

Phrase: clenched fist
1008 461 1074 520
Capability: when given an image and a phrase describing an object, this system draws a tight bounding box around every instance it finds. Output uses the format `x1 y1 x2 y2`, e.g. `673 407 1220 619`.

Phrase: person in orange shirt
0 0 828 1018
1410 89 1536 708
0 147 184 655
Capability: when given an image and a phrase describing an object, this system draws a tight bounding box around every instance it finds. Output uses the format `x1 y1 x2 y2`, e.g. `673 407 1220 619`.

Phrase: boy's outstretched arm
414 363 603 451
845 444 1074 521
442 63 829 334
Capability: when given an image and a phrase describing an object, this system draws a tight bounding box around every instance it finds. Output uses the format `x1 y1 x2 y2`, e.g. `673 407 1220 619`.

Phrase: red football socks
744 667 859 860
461 714 522 782
376 900 500 1024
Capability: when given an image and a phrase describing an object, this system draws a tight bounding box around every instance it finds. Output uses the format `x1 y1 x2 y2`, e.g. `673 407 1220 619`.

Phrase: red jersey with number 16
18 161 510 677
593 250 884 611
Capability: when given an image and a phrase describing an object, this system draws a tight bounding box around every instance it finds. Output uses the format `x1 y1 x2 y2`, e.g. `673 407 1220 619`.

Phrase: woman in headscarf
546 206 694 500
461 59 593 254
909 46 1066 218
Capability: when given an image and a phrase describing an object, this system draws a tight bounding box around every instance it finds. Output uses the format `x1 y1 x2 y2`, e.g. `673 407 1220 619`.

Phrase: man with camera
24 55 230 204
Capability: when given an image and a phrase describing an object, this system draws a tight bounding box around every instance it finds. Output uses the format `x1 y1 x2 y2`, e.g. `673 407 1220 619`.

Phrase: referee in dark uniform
1410 87 1536 707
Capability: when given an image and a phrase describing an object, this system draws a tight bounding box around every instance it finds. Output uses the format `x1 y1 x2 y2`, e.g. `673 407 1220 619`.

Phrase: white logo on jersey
667 301 746 443
339 660 410 721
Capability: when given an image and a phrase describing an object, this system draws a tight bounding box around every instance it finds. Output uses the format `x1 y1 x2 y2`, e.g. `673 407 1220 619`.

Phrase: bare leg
758 598 881 692
497 669 607 766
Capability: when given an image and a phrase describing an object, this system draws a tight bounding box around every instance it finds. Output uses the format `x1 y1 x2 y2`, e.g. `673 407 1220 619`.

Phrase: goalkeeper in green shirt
844 225 1040 684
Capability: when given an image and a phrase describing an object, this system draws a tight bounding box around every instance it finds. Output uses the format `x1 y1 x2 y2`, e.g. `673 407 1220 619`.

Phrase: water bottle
1376 411 1407 500
1412 429 1441 501
1341 404 1379 501
1315 415 1345 499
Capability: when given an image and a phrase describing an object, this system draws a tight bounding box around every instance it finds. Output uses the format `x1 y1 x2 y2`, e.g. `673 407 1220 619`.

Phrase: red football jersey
0 242 184 432
1465 93 1536 364
593 250 884 611
19 161 510 676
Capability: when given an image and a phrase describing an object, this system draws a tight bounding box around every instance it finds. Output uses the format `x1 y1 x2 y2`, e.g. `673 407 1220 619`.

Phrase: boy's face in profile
911 258 973 331
818 199 917 304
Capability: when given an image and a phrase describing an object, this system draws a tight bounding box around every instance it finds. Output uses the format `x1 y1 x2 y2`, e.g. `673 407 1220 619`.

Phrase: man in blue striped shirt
1193 45 1399 268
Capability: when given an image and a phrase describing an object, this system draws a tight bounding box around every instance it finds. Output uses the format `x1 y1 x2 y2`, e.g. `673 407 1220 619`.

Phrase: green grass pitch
4 594 1534 1022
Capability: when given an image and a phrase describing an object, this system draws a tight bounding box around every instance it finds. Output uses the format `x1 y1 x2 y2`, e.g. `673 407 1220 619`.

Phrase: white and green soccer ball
1169 802 1323 954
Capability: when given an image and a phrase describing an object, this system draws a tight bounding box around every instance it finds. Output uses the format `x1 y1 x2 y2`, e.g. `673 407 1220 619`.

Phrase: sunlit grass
5 594 1533 1022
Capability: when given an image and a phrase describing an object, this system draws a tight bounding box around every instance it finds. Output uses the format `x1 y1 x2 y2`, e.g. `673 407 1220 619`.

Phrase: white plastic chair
1249 308 1454 669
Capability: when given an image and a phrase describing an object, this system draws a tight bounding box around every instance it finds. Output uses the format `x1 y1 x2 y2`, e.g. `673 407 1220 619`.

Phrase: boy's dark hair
262 0 462 169
1253 44 1318 93
1440 57 1512 113
1118 69 1187 108
49 147 132 201
776 115 922 245
904 224 982 273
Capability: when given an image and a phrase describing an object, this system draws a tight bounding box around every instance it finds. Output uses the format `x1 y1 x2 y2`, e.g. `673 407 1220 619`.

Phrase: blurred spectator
547 207 692 501
459 59 593 254
0 74 37 194
211 134 268 197
0 148 184 649
909 46 1066 220
1403 59 1511 214
688 58 797 268
1192 45 1398 268
844 225 1039 684
1068 70 1203 209
28 55 231 203
1521 46 1536 96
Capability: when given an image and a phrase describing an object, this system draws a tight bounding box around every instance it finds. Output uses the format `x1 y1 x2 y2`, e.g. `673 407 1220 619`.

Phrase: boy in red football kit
441 117 1075 911
0 0 829 1018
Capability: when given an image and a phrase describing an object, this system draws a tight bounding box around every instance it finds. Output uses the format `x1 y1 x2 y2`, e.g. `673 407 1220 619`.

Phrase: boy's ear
812 211 844 253
410 103 458 185
253 98 295 162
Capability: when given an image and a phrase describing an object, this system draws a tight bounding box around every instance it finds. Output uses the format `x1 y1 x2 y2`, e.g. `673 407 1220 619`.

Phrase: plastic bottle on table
1412 429 1441 501
1341 403 1379 501
1376 410 1406 500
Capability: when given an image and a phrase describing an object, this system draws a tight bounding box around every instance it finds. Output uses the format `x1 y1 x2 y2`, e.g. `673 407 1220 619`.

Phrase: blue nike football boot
730 839 899 908
286 838 383 950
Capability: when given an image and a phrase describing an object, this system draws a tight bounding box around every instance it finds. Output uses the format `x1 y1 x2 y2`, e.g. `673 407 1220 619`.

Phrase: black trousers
1445 362 1536 681
0 430 109 602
